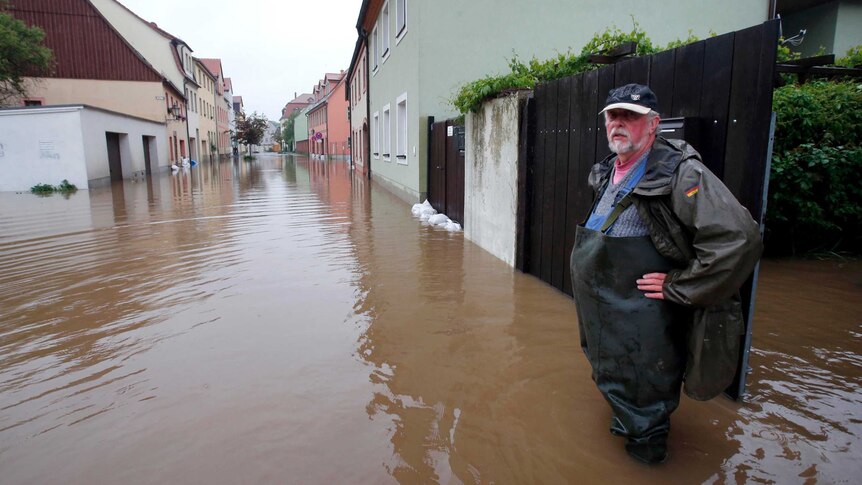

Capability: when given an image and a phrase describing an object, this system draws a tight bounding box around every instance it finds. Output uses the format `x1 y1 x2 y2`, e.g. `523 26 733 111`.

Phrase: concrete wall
0 106 167 192
22 78 166 122
366 0 769 204
0 107 88 192
464 93 526 267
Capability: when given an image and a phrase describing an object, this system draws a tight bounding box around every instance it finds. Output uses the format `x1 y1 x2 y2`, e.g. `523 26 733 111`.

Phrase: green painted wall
294 106 309 147
367 0 422 202
368 0 769 203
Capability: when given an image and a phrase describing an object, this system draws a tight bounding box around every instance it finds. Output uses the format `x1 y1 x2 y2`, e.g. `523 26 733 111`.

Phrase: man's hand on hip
637 273 666 299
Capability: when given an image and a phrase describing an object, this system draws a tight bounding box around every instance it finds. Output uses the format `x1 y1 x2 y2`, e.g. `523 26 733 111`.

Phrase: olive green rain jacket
588 136 763 400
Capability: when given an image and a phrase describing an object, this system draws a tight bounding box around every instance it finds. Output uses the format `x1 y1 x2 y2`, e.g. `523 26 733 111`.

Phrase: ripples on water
1 155 860 484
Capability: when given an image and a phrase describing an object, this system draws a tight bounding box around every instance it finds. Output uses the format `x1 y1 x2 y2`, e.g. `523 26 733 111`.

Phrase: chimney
294 92 297 99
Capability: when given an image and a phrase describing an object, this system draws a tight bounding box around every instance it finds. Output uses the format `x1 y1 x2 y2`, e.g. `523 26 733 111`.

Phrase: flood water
1 154 860 484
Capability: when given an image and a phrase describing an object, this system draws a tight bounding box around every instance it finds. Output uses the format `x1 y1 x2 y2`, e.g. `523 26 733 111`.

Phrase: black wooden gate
520 20 779 399
428 118 465 226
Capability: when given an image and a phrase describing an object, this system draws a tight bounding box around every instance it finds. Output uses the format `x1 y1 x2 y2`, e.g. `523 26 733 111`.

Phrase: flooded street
1 154 860 484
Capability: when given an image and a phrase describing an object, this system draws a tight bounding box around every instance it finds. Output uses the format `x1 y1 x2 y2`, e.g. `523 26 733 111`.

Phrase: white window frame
396 92 407 165
373 111 380 158
382 103 391 162
396 0 407 45
381 2 390 63
371 26 379 75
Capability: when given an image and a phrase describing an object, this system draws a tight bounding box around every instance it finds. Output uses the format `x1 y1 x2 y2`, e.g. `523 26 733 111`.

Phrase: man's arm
651 160 763 307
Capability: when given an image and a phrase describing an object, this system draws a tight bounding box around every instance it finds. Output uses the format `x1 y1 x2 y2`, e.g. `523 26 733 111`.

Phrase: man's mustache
610 129 630 138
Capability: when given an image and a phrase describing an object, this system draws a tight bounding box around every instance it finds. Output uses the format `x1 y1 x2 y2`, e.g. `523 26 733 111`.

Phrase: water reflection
0 155 859 484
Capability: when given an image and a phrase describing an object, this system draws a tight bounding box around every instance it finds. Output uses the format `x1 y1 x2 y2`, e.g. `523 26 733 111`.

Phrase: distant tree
233 111 269 147
282 111 300 150
0 10 54 106
272 121 284 147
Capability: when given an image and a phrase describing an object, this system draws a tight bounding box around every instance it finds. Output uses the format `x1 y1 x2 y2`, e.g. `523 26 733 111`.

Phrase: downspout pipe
364 32 371 180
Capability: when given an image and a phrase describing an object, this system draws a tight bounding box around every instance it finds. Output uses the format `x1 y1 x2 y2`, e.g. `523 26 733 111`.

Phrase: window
396 0 406 41
396 93 407 164
372 26 379 72
23 99 42 106
373 111 379 158
382 104 391 161
381 3 390 61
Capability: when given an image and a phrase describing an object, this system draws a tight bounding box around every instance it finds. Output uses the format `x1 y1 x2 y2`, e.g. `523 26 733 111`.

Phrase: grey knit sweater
592 152 651 237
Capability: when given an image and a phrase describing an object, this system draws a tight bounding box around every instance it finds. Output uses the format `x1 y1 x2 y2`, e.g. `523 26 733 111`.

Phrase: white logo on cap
631 94 641 101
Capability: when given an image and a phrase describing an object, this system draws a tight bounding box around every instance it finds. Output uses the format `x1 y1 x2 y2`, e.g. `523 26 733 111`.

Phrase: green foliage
242 155 254 161
233 111 269 147
836 45 862 68
30 183 54 193
0 10 54 106
30 179 77 194
768 81 862 255
282 111 299 150
452 22 701 114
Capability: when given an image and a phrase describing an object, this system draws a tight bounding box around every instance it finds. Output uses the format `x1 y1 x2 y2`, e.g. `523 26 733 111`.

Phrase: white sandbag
428 214 451 225
444 221 462 232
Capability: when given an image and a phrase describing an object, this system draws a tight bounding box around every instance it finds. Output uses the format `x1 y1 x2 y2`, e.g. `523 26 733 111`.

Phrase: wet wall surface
1 155 860 484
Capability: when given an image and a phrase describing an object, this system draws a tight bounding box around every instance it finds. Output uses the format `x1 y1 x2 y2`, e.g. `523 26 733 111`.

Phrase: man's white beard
608 128 636 154
608 138 634 154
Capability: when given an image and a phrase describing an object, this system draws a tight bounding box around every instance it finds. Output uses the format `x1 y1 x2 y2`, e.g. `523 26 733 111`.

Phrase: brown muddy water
0 154 859 484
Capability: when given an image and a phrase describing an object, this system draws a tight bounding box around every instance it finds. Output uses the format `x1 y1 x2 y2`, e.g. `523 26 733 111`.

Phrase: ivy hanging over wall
451 23 702 115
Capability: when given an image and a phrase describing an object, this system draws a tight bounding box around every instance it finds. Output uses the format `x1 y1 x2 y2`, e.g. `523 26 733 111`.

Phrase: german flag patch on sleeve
685 185 700 197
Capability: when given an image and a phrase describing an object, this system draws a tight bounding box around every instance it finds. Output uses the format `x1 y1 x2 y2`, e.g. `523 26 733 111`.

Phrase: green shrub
56 179 77 192
836 45 862 68
30 183 55 193
452 22 696 114
768 81 862 255
29 179 77 194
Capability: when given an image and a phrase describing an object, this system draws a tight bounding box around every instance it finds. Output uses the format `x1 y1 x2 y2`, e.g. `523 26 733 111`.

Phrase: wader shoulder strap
599 194 634 233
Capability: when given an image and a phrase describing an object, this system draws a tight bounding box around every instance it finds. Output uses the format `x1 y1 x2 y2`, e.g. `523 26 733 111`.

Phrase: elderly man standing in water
569 84 763 464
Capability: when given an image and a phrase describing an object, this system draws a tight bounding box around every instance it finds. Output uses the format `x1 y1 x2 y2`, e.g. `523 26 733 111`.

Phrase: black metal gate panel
520 20 779 399
428 118 465 226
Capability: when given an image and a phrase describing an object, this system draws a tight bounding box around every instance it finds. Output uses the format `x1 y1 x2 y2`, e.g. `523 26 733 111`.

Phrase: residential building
352 0 771 203
195 58 219 161
280 93 315 123
778 0 862 58
90 0 199 163
225 77 236 154
5 0 174 171
199 59 232 156
232 96 244 155
294 105 310 154
347 36 369 176
307 72 350 159
260 121 280 151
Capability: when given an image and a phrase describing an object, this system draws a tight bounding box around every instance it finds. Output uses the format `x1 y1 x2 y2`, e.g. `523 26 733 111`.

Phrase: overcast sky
119 0 360 122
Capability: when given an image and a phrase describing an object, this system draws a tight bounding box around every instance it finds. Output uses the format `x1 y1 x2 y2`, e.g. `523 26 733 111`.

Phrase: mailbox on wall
658 117 703 152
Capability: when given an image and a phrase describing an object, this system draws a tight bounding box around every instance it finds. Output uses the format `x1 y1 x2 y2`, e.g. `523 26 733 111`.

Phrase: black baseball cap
599 84 659 115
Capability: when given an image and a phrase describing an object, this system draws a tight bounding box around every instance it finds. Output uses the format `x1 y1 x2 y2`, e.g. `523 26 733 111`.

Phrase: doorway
106 132 122 181
142 136 153 174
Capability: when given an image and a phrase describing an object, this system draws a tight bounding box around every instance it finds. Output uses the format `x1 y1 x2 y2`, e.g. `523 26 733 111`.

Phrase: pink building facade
307 73 350 159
